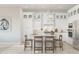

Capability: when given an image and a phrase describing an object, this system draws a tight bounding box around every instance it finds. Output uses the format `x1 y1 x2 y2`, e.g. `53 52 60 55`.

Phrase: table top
33 34 55 36
27 33 62 39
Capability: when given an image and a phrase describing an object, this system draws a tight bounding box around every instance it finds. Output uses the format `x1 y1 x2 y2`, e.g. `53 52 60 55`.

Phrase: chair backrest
34 36 43 41
25 35 27 41
45 36 54 40
59 35 62 40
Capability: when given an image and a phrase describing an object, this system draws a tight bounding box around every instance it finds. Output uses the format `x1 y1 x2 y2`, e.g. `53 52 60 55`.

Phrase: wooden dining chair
54 35 63 51
45 36 55 53
34 36 43 53
24 35 33 51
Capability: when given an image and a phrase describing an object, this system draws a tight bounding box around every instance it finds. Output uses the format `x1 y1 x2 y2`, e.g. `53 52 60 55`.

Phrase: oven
68 23 73 37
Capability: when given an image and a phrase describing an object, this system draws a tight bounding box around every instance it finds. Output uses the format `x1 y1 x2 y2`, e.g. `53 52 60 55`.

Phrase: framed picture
0 17 12 31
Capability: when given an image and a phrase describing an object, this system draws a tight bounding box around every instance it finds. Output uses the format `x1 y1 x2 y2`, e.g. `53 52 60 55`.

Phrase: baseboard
0 42 21 45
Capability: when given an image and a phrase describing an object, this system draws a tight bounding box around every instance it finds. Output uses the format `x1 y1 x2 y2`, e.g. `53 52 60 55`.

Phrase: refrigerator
73 20 79 49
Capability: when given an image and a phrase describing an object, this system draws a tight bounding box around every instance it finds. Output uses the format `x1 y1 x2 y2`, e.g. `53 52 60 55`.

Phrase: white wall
0 8 21 44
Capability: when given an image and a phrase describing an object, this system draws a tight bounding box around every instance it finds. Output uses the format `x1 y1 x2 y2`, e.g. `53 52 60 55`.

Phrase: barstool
34 36 43 53
55 35 63 51
24 35 33 51
45 36 54 53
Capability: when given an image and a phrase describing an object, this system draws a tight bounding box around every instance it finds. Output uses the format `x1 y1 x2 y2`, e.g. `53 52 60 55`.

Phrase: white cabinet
23 12 33 39
32 12 42 35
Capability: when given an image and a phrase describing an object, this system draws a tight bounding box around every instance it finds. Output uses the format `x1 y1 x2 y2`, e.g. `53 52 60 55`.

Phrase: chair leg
24 45 26 51
53 48 54 53
45 42 46 53
34 41 35 53
60 45 63 51
62 47 63 51
54 40 56 51
62 44 63 51
53 42 54 53
41 48 43 53
45 48 46 53
31 43 32 51
34 48 35 53
55 47 56 51
31 46 32 50
34 49 35 53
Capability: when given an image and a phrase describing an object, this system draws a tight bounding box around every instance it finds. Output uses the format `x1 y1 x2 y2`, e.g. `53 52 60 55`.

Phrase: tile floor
0 42 79 54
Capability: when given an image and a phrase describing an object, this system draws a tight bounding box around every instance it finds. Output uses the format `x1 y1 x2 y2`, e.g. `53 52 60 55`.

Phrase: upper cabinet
23 12 33 19
67 5 79 18
55 13 67 19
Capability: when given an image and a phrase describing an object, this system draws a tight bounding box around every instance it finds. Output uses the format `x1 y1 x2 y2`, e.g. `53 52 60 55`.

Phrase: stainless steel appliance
68 23 73 37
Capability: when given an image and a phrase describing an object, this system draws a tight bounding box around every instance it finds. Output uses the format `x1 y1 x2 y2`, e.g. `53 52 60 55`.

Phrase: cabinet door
73 21 79 49
76 21 79 40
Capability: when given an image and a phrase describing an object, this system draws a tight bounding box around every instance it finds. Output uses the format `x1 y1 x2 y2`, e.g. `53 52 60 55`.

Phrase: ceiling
0 4 76 12
22 4 76 12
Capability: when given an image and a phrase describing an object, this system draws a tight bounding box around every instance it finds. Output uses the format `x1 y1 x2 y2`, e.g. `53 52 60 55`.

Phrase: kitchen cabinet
73 20 79 49
23 12 33 39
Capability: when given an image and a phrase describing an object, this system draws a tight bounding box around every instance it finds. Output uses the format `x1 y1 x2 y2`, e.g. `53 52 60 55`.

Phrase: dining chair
24 35 33 51
45 36 55 53
54 35 63 51
34 36 43 53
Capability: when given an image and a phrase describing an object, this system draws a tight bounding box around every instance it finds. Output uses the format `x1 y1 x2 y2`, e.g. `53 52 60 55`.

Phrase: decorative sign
0 17 11 31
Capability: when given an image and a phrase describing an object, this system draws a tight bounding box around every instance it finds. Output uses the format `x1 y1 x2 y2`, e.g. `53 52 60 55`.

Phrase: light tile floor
0 42 79 54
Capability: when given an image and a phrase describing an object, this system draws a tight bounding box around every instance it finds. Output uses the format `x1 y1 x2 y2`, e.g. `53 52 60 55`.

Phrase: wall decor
0 17 11 31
